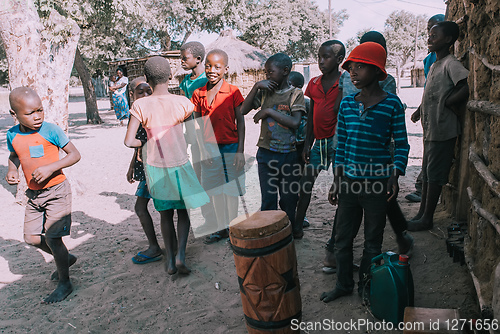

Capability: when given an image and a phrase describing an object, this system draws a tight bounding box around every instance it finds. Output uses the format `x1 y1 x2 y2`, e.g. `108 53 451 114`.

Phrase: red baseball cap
342 42 387 80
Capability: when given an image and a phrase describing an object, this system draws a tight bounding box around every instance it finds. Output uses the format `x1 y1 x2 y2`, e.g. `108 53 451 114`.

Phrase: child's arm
32 142 81 184
240 80 278 116
192 111 211 165
445 79 469 115
253 108 302 129
234 105 245 170
328 106 346 206
388 102 410 202
6 151 20 184
127 149 137 184
303 99 315 164
124 116 143 148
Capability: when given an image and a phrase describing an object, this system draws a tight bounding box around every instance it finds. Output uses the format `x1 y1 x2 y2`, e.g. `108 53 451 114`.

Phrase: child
5 87 81 303
406 13 445 203
407 21 469 232
322 32 414 276
295 40 345 240
191 49 245 243
240 53 306 238
320 42 410 302
126 77 164 264
180 41 208 99
179 42 217 232
125 56 209 275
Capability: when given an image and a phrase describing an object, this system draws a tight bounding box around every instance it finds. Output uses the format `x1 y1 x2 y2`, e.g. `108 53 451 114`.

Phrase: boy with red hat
320 42 410 303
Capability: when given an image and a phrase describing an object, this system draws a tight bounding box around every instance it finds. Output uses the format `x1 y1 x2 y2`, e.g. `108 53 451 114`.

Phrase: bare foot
320 288 351 303
407 217 433 232
42 281 73 304
166 261 177 275
51 254 77 280
323 249 336 268
176 260 191 275
410 212 424 222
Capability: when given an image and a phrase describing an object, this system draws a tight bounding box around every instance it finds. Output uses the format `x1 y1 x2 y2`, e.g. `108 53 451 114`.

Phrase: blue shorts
201 143 245 197
135 180 152 199
307 136 336 171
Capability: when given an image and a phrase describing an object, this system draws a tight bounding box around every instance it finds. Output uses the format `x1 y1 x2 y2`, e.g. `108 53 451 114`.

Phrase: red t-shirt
304 75 340 140
191 80 244 144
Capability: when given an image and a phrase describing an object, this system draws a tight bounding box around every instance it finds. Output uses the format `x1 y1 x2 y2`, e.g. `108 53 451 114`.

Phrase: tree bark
0 0 80 202
74 47 102 124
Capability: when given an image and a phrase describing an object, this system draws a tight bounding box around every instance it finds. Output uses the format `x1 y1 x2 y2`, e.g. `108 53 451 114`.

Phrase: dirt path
0 87 480 333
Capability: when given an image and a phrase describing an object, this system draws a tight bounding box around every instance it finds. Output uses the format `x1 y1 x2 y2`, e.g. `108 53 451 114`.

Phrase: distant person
240 53 306 238
6 87 81 303
320 42 410 303
407 21 469 232
126 77 165 264
295 40 345 241
192 49 245 243
125 56 209 275
109 67 129 125
406 13 446 203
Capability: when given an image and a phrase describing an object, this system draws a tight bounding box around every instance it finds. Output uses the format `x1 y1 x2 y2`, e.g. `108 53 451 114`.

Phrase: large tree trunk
0 0 80 203
74 47 102 124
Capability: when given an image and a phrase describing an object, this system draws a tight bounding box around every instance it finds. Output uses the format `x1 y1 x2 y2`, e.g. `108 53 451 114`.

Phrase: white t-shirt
115 76 128 96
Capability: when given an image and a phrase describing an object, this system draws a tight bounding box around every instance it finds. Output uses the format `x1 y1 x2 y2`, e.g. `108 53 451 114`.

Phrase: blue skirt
145 162 209 211
112 93 129 120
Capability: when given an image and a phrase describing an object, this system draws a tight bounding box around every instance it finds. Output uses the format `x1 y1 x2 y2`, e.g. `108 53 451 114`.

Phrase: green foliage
239 0 347 61
383 10 428 67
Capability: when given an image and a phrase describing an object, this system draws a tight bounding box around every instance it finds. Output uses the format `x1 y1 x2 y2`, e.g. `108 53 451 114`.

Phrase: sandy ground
0 86 481 333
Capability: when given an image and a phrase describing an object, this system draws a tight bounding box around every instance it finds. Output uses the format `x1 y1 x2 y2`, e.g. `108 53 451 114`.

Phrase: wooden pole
329 0 332 39
413 19 419 87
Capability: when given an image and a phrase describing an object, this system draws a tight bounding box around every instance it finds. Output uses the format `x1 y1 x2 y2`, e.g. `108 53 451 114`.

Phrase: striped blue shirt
334 93 410 179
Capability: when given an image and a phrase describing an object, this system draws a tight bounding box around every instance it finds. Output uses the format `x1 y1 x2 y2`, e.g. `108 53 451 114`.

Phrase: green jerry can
369 251 414 324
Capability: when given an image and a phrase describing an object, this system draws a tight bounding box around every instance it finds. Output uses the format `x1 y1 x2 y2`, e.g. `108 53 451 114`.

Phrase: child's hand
256 80 278 92
126 167 134 184
233 153 245 171
387 175 399 202
253 108 270 123
302 147 311 164
411 107 421 123
5 171 19 185
31 166 54 184
328 178 340 205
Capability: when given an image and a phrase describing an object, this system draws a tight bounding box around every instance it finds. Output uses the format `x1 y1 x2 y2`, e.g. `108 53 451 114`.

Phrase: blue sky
189 0 447 45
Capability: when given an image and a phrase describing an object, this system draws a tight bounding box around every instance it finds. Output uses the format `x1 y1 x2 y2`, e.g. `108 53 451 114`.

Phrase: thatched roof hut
108 30 269 96
202 30 269 96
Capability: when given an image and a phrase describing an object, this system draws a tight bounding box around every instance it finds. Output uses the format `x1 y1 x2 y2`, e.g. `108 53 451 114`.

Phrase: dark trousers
257 148 301 232
326 187 406 253
334 178 388 293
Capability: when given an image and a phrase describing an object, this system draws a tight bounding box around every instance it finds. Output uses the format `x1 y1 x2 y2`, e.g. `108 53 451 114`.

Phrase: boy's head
288 71 305 89
180 41 205 71
428 21 460 53
427 14 445 33
9 87 44 132
129 76 152 102
109 75 117 82
318 40 345 74
144 56 171 88
264 53 292 85
342 42 387 85
205 49 229 85
360 31 387 52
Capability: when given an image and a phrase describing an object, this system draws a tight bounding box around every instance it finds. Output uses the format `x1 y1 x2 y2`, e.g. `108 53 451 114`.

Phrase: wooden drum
229 210 301 334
